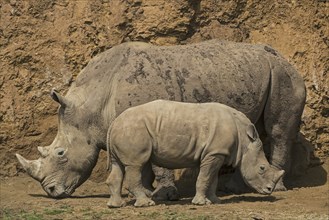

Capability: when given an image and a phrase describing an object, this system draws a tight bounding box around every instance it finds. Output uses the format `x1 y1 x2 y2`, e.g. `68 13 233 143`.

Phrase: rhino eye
57 150 64 156
54 148 66 157
259 165 266 173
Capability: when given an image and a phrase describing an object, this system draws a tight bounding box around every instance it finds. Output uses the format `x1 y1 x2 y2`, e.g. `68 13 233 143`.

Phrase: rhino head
16 89 101 198
239 125 285 195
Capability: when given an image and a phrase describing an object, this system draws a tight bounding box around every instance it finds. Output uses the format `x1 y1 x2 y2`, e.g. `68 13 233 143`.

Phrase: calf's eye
260 165 265 171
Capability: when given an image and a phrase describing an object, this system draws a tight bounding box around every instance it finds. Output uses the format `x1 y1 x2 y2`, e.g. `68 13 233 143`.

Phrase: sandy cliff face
0 0 328 178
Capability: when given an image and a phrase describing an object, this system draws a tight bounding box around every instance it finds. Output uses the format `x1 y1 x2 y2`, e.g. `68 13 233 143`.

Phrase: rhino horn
50 88 71 107
37 146 49 157
16 154 43 182
276 170 285 181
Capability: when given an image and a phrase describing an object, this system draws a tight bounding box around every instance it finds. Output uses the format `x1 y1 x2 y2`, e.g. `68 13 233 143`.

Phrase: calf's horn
37 146 49 157
16 154 43 182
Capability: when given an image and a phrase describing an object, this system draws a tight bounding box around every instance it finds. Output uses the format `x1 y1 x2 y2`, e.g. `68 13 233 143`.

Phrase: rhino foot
192 195 212 205
208 195 221 204
107 197 126 208
143 188 153 197
152 185 179 201
134 197 155 207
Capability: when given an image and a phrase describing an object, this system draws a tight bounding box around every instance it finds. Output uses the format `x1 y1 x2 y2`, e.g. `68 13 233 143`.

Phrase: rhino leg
125 165 155 207
264 63 306 183
264 105 303 192
106 162 126 208
192 155 224 205
151 165 179 201
206 170 221 204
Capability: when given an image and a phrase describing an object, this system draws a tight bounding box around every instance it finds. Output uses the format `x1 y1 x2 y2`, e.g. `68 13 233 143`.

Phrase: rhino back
112 40 271 121
65 40 273 135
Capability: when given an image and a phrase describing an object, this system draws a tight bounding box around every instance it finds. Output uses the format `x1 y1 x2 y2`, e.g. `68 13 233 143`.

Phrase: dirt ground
1 158 328 220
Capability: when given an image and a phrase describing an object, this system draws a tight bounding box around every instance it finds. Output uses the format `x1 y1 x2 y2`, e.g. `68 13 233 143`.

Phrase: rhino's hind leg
106 162 126 208
192 155 225 205
206 171 221 204
125 165 155 207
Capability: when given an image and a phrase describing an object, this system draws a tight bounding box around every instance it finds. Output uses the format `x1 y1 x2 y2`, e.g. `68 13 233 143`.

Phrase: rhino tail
106 116 116 171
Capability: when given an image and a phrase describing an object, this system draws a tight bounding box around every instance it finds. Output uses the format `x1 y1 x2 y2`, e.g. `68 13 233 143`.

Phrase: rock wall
0 0 328 179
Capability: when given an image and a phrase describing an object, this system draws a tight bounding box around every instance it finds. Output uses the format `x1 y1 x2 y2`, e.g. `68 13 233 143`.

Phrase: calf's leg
206 165 222 204
106 162 126 208
192 155 225 205
125 165 155 207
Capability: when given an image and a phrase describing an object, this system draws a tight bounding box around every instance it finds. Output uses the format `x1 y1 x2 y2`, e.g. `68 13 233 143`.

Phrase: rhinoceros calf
106 100 285 207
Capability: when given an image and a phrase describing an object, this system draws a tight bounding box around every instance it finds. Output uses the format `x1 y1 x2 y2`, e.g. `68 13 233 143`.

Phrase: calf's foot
107 197 126 208
134 197 155 207
192 195 212 205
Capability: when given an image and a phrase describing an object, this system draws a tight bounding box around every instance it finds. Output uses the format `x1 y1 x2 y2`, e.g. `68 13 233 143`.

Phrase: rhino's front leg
192 155 224 205
207 171 221 204
125 165 155 207
151 165 179 201
106 162 126 208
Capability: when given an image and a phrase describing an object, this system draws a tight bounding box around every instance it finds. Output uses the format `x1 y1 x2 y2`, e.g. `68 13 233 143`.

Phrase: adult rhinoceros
16 40 305 198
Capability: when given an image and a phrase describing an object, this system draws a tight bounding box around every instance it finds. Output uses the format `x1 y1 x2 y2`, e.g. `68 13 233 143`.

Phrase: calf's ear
246 124 258 141
50 88 71 108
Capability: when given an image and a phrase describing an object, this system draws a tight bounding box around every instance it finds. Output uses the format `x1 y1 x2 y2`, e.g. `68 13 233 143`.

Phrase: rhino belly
150 143 201 170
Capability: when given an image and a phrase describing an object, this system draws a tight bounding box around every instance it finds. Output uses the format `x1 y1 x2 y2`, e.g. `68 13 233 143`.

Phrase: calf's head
240 125 285 195
16 89 100 198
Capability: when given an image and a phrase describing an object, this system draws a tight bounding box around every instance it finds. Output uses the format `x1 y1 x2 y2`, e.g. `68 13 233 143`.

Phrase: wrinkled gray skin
106 100 285 207
16 40 305 199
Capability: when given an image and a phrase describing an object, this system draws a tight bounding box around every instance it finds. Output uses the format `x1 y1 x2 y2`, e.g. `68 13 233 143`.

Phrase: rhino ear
50 88 70 107
247 124 258 141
